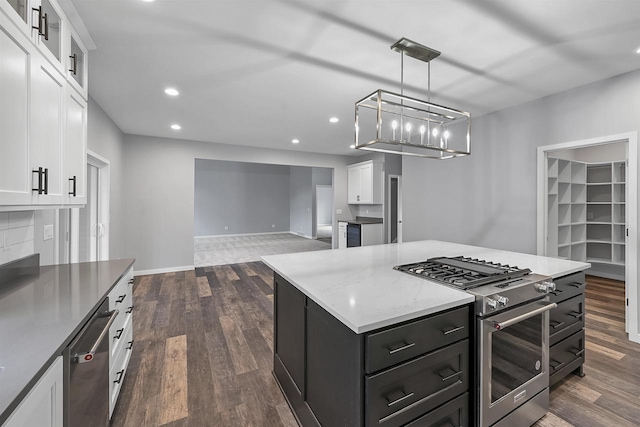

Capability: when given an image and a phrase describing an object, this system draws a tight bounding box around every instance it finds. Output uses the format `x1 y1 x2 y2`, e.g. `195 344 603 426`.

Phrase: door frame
387 174 403 244
536 132 638 343
58 150 110 263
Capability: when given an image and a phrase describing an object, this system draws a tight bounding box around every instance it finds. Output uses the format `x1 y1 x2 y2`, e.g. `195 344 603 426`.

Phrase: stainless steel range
395 256 558 427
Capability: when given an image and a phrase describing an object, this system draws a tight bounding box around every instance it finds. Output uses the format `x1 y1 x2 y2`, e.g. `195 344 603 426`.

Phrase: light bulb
405 123 412 132
432 128 439 138
443 130 450 139
391 120 398 130
419 125 426 135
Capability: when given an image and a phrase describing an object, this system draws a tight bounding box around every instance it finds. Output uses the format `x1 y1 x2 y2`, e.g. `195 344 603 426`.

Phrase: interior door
79 164 99 262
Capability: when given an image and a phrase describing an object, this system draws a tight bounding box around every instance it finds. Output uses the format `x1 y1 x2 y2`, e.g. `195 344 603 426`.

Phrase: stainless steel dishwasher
64 299 118 427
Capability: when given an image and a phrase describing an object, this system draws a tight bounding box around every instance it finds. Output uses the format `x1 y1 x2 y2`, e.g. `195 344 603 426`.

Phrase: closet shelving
547 158 626 268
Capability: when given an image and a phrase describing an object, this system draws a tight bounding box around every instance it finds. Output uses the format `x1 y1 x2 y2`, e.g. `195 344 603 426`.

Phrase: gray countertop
339 217 383 225
0 258 135 423
262 240 590 334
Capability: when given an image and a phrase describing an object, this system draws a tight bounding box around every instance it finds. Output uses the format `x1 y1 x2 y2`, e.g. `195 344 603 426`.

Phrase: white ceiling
72 0 640 156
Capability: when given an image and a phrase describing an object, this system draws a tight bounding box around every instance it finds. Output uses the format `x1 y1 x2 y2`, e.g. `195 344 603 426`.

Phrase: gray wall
402 69 640 255
122 134 352 271
552 141 627 163
87 97 125 259
316 186 333 226
34 210 55 265
311 167 333 237
289 166 313 238
194 160 291 236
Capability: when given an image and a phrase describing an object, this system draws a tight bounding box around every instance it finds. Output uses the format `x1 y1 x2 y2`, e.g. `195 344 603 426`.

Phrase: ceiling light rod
354 37 470 159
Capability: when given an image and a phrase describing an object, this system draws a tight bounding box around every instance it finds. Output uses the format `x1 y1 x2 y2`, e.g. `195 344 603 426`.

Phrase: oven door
479 299 556 427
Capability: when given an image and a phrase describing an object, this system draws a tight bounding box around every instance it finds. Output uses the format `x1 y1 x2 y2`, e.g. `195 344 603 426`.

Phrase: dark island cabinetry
273 273 472 427
548 271 586 386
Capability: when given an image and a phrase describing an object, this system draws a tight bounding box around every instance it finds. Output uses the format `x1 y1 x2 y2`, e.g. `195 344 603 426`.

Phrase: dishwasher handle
74 309 119 363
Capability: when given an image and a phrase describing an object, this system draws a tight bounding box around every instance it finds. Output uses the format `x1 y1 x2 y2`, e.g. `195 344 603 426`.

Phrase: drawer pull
572 348 585 357
128 279 134 285
568 311 583 319
550 289 564 296
439 369 463 382
126 306 134 314
568 282 584 288
127 340 134 350
386 391 414 407
442 325 465 335
550 359 566 371
114 369 125 384
116 294 126 304
551 321 565 329
388 342 416 355
114 328 124 339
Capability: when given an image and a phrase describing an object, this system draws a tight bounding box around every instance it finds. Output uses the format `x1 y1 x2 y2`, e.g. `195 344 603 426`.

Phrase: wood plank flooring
112 268 640 427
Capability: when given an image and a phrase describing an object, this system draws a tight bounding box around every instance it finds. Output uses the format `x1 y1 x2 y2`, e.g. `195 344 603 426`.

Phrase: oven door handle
493 302 557 330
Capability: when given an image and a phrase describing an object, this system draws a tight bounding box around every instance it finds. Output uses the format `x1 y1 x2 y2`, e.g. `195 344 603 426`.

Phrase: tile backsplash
0 212 35 266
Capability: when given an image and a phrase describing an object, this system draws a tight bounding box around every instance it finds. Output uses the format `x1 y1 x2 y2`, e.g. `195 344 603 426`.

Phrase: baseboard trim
195 231 290 238
291 231 313 239
134 265 194 276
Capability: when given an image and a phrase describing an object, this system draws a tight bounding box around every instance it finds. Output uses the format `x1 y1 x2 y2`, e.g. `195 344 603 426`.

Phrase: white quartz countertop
261 240 590 334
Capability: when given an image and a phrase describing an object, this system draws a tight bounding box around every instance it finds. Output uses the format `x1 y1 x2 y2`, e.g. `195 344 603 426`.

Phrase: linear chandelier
354 38 471 159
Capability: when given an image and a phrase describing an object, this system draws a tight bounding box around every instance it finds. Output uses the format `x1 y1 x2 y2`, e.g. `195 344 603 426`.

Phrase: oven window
491 314 543 403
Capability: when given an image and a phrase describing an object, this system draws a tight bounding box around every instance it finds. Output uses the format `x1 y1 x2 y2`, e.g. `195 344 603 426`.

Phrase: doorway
315 185 333 244
388 175 402 243
537 132 638 343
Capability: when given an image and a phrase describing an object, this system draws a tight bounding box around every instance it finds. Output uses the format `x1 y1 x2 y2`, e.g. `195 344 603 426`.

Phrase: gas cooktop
394 256 532 290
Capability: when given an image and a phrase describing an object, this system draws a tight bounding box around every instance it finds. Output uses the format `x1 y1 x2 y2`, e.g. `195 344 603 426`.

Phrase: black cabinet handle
126 306 133 314
551 321 565 329
550 359 566 371
388 342 415 355
32 168 44 194
43 168 48 195
69 54 77 75
31 6 44 36
568 311 583 319
126 340 134 350
113 369 125 384
42 12 48 41
572 348 585 357
568 282 584 288
68 176 77 196
128 279 134 285
114 328 124 339
386 391 414 407
550 289 564 296
116 294 126 304
439 369 463 382
442 325 465 335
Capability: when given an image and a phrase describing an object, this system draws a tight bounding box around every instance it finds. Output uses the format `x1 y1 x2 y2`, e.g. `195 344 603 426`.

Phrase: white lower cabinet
338 221 347 249
3 356 63 427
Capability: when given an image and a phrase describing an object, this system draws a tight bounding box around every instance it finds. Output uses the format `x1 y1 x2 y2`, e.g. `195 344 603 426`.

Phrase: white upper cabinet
0 0 89 209
347 160 383 205
0 14 33 205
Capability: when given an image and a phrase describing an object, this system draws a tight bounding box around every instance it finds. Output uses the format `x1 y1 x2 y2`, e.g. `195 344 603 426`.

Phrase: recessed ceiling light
636 47 640 54
349 144 355 149
171 124 181 130
292 139 300 144
141 0 154 2
329 117 339 123
164 88 179 96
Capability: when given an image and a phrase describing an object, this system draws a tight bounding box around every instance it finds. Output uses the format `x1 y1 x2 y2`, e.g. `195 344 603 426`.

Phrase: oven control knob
487 298 498 310
535 281 557 293
496 295 509 307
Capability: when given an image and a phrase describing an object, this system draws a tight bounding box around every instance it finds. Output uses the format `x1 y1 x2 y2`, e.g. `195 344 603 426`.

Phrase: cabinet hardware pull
32 168 44 194
388 342 415 354
69 176 77 196
127 340 134 350
550 289 564 296
126 306 134 314
43 168 48 194
443 325 465 335
114 370 125 384
116 294 126 303
550 359 565 370
128 279 134 285
386 391 414 407
568 311 583 319
439 369 463 382
69 54 77 75
568 282 584 288
551 321 565 329
31 7 44 36
114 328 124 339
572 348 585 357
42 12 48 41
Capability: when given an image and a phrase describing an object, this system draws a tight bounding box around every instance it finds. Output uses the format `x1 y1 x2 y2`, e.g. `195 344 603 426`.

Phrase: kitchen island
262 240 590 427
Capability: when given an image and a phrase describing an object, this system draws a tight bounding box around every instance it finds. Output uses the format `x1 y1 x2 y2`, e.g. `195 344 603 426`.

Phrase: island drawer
365 339 469 427
549 293 585 346
365 305 470 374
404 392 469 427
549 272 585 304
549 329 585 386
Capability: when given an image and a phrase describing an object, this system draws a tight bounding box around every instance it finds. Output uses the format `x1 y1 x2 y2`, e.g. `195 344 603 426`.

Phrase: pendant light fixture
354 38 471 159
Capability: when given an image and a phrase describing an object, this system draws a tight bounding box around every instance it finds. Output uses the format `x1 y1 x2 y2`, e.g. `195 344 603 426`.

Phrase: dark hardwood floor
112 267 640 427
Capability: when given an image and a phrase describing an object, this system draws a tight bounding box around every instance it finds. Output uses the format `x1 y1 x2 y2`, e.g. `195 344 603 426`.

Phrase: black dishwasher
65 299 118 427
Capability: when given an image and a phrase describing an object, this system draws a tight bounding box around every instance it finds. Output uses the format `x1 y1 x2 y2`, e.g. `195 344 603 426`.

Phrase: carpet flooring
194 233 331 267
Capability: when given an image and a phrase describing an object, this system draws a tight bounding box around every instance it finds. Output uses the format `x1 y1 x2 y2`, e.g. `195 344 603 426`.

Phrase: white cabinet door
359 163 373 203
30 54 65 204
338 222 347 249
65 87 86 203
31 0 65 75
0 18 32 205
3 356 63 427
348 166 361 204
